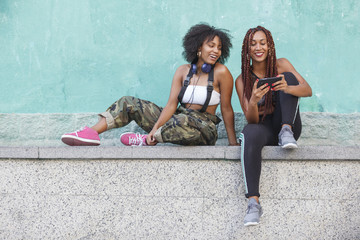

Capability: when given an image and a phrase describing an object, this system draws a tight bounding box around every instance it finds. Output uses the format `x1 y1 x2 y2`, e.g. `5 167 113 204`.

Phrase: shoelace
246 203 260 214
128 133 146 146
72 127 86 137
281 126 293 135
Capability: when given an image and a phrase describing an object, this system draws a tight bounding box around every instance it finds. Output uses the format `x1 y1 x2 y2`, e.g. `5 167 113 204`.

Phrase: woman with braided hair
235 26 312 226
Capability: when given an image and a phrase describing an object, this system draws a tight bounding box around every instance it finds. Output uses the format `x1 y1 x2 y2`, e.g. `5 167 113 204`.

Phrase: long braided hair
241 26 277 120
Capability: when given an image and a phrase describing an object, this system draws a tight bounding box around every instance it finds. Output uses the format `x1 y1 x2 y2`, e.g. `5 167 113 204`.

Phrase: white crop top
181 85 220 106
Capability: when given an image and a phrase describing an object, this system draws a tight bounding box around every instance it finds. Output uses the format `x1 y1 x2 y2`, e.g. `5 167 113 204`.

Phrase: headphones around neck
191 63 212 74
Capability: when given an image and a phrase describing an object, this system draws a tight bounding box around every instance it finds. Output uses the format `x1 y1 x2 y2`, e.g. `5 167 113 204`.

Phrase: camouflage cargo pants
99 96 221 145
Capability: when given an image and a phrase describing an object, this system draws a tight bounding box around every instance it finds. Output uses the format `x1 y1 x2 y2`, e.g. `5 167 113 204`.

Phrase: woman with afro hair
235 26 312 226
61 23 238 147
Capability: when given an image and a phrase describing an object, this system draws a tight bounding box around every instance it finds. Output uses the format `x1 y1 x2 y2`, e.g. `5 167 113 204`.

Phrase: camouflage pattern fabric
103 96 221 146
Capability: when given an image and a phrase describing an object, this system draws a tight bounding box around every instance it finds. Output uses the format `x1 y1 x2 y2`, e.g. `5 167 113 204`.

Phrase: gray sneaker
244 198 263 226
278 125 298 149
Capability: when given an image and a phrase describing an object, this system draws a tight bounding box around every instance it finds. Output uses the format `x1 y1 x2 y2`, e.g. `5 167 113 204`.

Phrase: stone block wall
0 112 359 146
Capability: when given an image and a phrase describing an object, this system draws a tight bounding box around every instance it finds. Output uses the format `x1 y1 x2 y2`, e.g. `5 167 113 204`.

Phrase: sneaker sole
281 143 298 149
244 221 260 227
61 135 100 146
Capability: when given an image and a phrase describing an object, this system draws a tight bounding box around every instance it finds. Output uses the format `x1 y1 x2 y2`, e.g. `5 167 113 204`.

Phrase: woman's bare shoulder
276 58 295 73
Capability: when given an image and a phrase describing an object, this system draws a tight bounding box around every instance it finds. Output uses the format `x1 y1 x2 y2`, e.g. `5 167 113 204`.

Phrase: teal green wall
0 0 359 113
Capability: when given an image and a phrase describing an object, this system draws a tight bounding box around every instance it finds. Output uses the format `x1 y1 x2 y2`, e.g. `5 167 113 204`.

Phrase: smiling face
198 35 222 65
250 30 269 63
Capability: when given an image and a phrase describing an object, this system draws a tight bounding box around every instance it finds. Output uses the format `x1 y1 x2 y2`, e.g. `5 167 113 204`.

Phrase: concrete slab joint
0 146 359 161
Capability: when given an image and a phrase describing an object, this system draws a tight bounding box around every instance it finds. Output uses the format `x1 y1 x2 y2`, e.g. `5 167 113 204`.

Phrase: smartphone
257 76 282 88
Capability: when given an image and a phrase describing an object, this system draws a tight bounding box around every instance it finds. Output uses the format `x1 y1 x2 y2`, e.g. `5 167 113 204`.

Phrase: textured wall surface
0 0 359 114
0 154 358 239
0 112 359 147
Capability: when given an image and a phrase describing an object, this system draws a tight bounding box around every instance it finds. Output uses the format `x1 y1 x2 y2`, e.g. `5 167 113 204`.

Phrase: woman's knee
283 72 299 86
118 96 136 104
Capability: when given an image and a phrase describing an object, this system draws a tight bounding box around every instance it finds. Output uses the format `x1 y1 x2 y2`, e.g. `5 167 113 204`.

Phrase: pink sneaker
61 126 100 146
120 132 148 146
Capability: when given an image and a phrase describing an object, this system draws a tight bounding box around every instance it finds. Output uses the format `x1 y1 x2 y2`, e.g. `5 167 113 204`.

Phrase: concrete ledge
0 150 359 239
0 147 38 159
1 145 359 160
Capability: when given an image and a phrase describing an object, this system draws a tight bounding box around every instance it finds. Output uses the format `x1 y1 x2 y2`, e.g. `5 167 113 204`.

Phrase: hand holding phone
257 76 282 88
